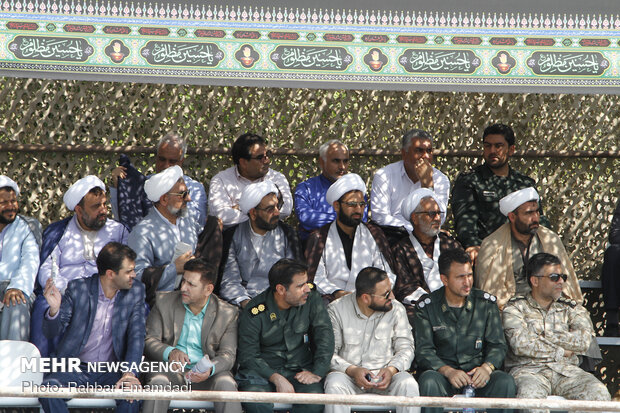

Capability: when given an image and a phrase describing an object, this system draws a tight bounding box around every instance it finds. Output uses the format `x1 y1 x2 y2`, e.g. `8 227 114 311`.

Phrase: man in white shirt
325 266 419 413
209 133 292 228
371 129 450 232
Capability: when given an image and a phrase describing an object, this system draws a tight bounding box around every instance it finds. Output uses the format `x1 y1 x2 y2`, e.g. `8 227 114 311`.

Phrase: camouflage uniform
502 294 611 413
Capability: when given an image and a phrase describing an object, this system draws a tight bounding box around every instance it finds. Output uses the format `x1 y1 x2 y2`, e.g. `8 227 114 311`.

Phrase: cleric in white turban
63 175 106 211
499 187 539 216
144 165 184 203
400 187 447 226
325 173 366 205
239 180 279 214
0 175 19 196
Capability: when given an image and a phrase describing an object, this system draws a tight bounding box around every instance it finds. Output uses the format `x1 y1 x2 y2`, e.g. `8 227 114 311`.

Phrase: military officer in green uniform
451 123 549 263
414 249 516 413
237 258 335 413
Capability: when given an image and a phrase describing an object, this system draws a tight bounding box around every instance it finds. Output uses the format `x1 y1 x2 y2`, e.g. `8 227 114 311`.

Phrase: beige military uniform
502 294 610 413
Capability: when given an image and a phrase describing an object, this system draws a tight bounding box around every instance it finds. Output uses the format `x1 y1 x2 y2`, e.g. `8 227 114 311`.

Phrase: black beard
0 213 16 225
255 214 278 231
369 301 392 312
338 209 362 228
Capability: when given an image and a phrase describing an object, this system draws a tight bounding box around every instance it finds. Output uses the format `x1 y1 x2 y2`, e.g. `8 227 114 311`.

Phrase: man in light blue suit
39 242 145 413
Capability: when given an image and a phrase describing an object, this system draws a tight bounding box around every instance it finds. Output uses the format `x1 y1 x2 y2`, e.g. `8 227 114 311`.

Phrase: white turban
144 165 184 202
0 175 19 196
499 187 539 216
400 188 446 225
325 173 366 205
63 175 106 211
239 180 278 214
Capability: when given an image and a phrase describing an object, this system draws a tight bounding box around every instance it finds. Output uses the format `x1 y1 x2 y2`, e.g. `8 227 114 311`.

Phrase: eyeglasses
248 150 273 161
534 273 567 283
168 190 190 199
340 201 367 208
370 289 392 300
414 210 443 219
255 199 284 214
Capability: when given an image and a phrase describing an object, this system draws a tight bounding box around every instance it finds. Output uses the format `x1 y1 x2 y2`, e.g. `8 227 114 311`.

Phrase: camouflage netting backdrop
1 79 618 279
0 78 619 393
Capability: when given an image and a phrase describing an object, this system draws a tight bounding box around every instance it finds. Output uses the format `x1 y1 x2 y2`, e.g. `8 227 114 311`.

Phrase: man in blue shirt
294 140 367 241
143 258 241 413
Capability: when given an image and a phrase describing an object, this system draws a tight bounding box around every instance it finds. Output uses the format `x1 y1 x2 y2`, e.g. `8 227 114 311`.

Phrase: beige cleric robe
475 223 583 310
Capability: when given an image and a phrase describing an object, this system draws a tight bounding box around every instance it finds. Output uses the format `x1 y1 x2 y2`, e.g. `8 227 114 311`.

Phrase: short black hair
0 186 16 194
526 252 562 287
402 129 433 150
97 242 136 275
184 258 217 285
483 123 515 146
232 133 267 165
268 258 307 290
77 186 105 209
355 267 388 297
438 249 471 277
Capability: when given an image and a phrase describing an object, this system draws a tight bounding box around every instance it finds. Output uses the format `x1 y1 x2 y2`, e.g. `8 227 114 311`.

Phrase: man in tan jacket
143 259 241 413
475 187 582 309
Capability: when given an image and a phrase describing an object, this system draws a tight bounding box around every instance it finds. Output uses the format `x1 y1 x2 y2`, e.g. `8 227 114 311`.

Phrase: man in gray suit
143 259 241 413
220 180 302 308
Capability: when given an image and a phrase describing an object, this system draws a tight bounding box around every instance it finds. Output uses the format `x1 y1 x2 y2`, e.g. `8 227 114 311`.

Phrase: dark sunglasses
248 150 273 161
534 273 567 283
414 210 443 219
168 190 190 198
371 289 392 300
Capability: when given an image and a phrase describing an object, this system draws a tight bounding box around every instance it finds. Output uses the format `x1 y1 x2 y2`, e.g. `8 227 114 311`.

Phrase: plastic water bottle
185 355 214 383
463 384 475 413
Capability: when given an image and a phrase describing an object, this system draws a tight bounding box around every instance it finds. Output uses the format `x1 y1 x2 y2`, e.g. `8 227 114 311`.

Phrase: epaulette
250 303 267 316
416 295 432 309
557 296 577 308
508 295 527 303
480 291 497 303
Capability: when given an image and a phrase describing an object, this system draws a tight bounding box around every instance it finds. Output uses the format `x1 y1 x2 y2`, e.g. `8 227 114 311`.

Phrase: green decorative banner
0 2 619 92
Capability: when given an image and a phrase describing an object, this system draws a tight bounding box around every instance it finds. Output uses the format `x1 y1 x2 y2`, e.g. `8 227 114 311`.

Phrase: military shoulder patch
557 296 577 308
415 295 432 309
250 303 267 316
481 291 497 303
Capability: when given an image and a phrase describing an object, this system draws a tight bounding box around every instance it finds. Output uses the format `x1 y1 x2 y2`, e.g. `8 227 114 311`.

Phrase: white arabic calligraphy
537 53 600 74
150 43 215 65
279 47 344 69
19 37 85 60
408 51 472 72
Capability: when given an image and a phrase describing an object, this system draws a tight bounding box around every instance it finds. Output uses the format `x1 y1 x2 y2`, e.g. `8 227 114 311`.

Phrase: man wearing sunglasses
392 188 464 324
306 174 395 302
128 166 199 302
209 133 293 229
371 129 450 236
475 187 582 310
502 252 611 406
325 267 419 413
220 180 302 308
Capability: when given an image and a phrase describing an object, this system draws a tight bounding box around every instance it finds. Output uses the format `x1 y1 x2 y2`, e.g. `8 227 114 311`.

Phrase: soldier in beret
414 249 516 413
502 252 610 409
236 258 335 413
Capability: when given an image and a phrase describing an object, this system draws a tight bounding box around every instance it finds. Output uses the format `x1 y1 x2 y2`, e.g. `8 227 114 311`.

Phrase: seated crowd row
0 125 617 412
